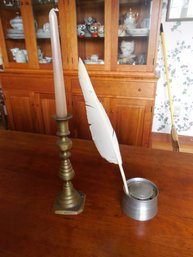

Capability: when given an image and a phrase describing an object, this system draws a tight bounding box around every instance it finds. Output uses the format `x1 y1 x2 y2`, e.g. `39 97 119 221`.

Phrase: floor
151 133 193 154
151 141 193 153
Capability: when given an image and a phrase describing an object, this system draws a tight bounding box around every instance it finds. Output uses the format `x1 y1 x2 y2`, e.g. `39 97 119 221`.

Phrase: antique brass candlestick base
53 114 85 215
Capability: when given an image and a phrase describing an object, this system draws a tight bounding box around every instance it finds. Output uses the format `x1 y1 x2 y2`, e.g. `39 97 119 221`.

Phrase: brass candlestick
53 114 85 215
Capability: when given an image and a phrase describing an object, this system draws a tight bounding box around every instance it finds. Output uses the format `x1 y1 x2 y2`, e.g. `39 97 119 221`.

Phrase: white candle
49 8 67 118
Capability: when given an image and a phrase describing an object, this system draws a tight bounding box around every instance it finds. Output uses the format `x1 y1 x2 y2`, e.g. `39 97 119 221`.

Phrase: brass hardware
53 114 85 215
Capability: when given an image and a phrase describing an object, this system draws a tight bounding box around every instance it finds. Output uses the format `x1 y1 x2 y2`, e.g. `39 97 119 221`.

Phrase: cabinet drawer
71 79 155 99
1 76 54 93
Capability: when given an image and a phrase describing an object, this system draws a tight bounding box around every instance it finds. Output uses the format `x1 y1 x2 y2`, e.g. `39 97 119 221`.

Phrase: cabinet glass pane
0 1 27 63
76 0 105 65
118 0 152 65
32 1 58 65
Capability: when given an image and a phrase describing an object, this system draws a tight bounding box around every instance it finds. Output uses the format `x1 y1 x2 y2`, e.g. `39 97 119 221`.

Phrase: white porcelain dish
7 34 24 39
126 28 149 37
36 32 50 39
84 59 104 64
39 57 52 64
7 28 24 34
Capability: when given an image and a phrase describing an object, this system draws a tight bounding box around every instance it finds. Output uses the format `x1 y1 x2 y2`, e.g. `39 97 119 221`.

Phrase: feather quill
78 58 129 195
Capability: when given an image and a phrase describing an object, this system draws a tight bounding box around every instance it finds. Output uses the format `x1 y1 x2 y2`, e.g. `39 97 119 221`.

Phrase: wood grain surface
0 130 193 257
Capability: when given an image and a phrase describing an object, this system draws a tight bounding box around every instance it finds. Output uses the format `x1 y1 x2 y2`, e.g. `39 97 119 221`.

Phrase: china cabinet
0 0 58 69
0 0 162 147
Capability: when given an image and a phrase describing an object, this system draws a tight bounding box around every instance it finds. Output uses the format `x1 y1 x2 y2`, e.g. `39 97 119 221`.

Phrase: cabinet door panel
111 0 162 72
75 0 111 70
0 1 38 69
111 98 152 146
72 94 110 140
72 95 91 139
4 90 35 132
36 93 57 135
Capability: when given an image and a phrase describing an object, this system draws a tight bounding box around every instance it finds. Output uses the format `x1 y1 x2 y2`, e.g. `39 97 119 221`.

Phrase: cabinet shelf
37 35 50 39
6 35 52 40
118 35 148 38
76 0 104 8
37 37 51 40
32 3 57 10
78 36 104 39
0 4 20 10
6 35 24 39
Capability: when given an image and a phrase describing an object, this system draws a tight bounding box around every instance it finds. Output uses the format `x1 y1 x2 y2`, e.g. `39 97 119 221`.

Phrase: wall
152 0 193 136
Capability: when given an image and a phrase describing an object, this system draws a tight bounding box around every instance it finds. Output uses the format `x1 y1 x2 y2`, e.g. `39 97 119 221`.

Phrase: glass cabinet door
76 0 105 65
31 0 58 67
117 0 152 66
0 1 28 65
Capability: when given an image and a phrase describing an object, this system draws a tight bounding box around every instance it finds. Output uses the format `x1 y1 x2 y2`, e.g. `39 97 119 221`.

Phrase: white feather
78 58 129 195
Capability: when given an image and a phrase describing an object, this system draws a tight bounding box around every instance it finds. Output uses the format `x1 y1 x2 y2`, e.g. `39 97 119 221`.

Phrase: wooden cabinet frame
111 0 162 72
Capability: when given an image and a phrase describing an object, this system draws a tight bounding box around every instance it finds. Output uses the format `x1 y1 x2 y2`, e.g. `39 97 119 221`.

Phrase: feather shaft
119 163 129 195
78 58 129 195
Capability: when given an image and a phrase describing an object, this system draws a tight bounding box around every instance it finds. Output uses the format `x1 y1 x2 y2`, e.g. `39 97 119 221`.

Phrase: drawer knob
138 88 142 92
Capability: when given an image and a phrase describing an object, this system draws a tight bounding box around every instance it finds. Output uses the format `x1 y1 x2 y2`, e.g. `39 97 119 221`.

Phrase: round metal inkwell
129 181 154 200
121 178 158 221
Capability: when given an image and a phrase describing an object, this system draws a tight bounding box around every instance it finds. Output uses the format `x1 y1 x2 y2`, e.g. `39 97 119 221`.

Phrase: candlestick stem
53 114 85 215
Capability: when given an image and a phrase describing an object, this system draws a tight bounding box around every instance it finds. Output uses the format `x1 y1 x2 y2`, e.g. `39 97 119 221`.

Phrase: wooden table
0 130 193 257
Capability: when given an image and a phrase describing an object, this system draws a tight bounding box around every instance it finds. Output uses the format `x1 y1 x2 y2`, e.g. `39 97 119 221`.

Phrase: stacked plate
126 28 149 37
6 28 24 39
84 59 104 64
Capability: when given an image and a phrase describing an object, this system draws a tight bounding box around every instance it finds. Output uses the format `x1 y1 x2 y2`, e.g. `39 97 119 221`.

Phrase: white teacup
98 25 104 37
22 49 28 61
118 25 126 37
37 47 43 59
10 48 19 60
43 22 50 32
141 18 150 28
15 50 27 63
90 54 99 63
120 40 135 56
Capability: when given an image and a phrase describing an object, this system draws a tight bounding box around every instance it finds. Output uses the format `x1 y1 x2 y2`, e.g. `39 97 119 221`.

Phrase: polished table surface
0 130 193 257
